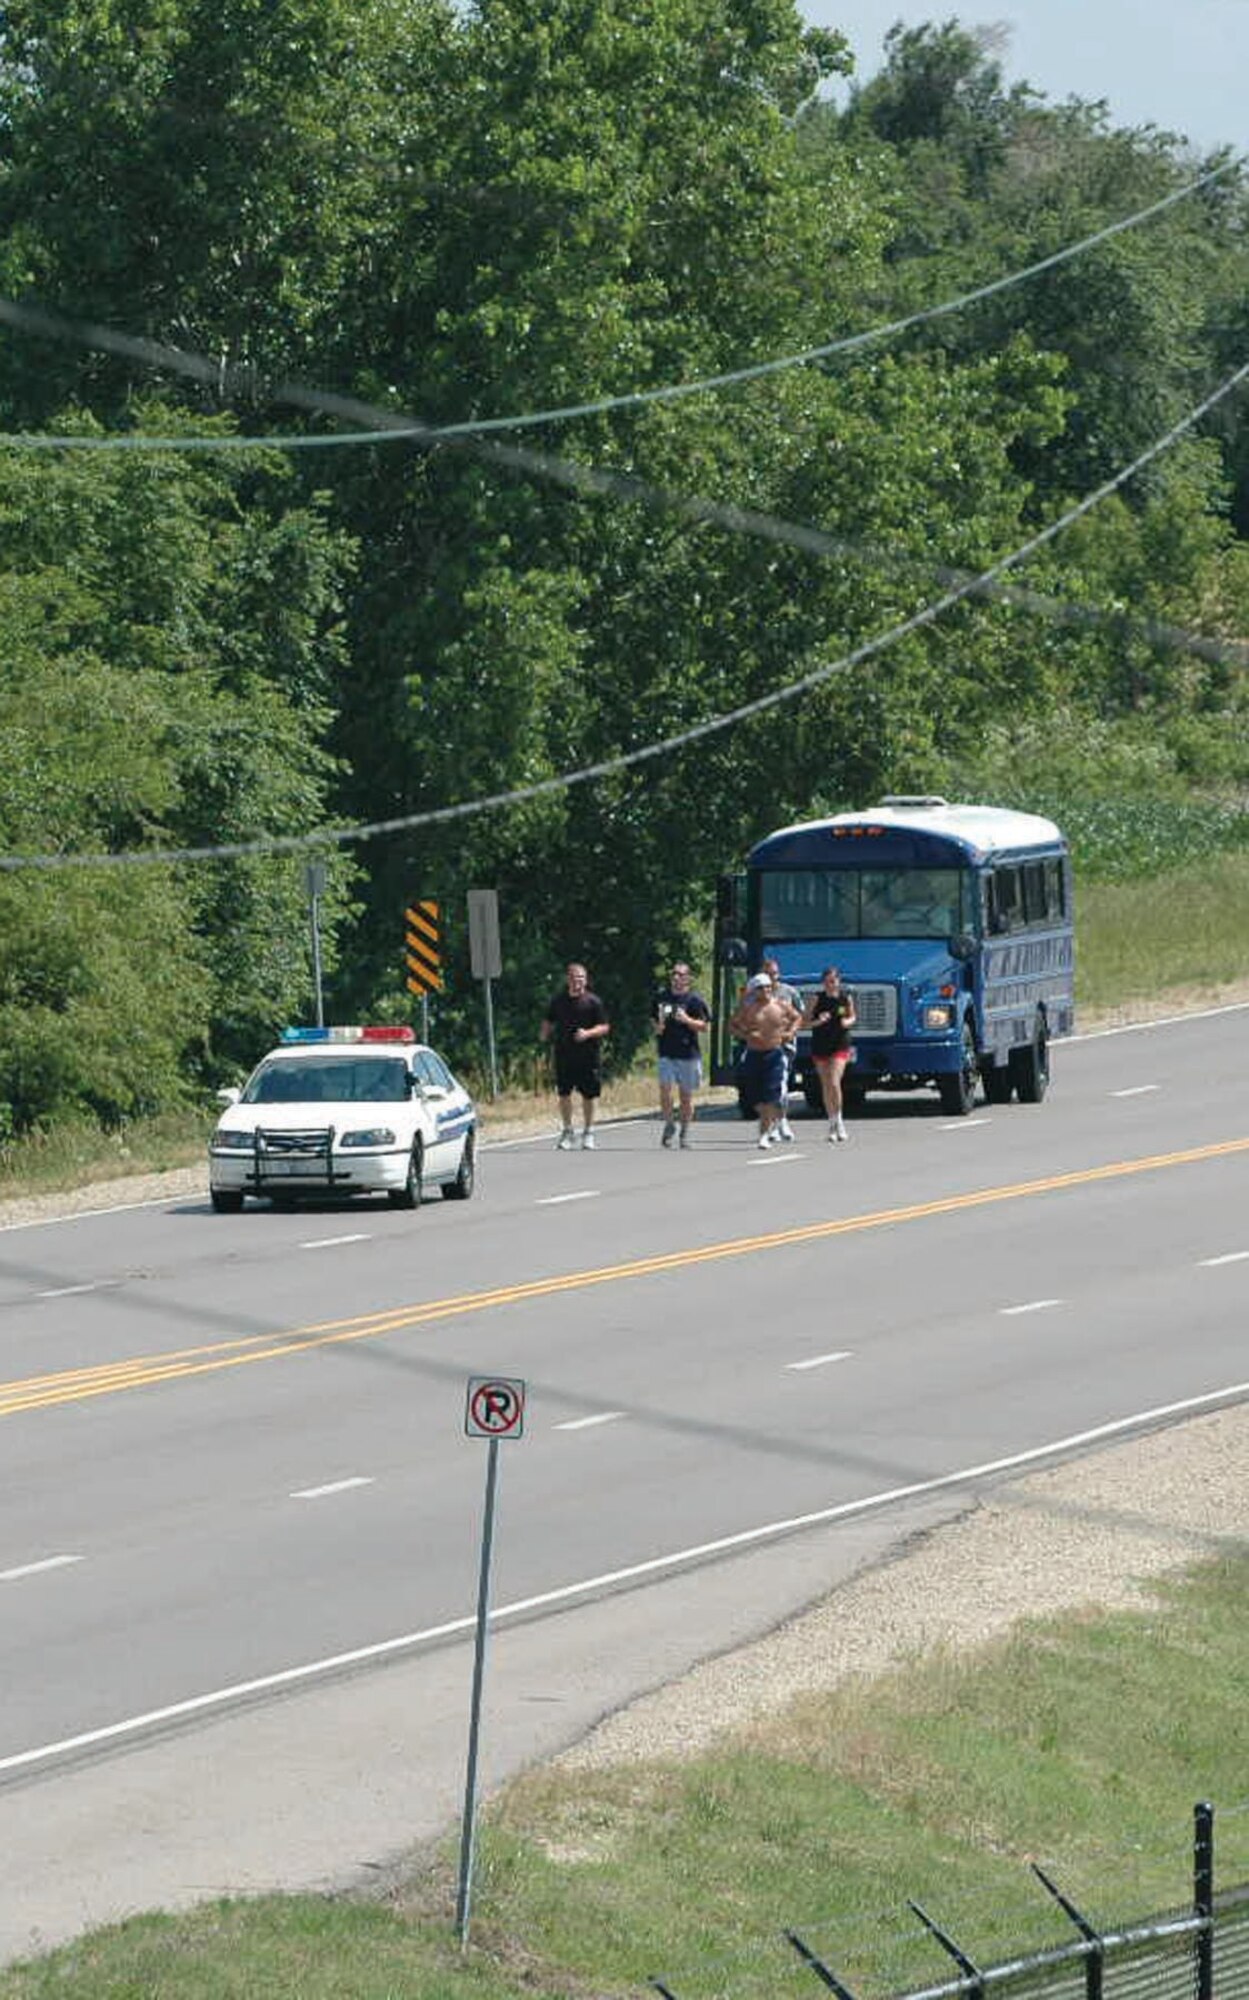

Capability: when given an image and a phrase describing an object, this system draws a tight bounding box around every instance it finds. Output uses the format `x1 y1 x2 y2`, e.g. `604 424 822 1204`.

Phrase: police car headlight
340 1127 397 1147
212 1129 254 1151
922 1003 954 1030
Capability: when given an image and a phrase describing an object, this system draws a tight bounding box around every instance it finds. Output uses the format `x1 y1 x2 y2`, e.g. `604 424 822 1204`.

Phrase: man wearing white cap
729 972 803 1149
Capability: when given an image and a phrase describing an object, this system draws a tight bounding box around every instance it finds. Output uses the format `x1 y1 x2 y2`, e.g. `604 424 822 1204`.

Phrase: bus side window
1023 862 1047 926
992 865 1021 932
1044 857 1066 919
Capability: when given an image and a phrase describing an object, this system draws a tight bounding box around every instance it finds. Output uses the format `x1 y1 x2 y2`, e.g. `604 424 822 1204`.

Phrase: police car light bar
279 1026 417 1045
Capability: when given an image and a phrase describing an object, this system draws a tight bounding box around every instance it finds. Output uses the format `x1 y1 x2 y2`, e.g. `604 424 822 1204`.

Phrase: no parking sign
457 1371 525 1944
465 1375 525 1439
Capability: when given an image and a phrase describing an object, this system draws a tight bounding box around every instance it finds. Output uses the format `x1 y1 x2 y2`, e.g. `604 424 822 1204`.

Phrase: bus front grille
845 984 896 1037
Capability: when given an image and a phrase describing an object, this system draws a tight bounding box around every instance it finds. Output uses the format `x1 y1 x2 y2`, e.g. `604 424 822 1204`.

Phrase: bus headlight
922 1003 954 1030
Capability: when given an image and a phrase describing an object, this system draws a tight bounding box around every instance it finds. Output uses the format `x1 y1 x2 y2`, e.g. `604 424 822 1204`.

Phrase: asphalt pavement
1 1004 1246 1962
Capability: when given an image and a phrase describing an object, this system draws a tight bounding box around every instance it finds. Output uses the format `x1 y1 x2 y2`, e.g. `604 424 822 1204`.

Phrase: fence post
1031 1863 1103 2000
785 1929 862 1998
909 1902 985 2000
1194 1799 1214 2000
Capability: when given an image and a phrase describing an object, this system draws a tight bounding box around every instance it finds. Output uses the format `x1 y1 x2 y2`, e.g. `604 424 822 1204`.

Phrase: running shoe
556 1129 574 1151
581 1131 596 1150
661 1119 676 1148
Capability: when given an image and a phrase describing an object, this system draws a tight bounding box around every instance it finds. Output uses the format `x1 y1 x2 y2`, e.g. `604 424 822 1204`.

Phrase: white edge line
1072 1000 1249 1042
553 1411 625 1431
1 1555 82 1583
1198 1251 1249 1268
535 1191 601 1206
291 1476 375 1500
999 1298 1064 1316
0 1194 200 1232
7 1377 1249 1777
785 1351 853 1371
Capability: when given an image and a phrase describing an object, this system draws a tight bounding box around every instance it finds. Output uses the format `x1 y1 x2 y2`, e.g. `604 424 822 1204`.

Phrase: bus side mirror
949 932 977 961
719 935 748 967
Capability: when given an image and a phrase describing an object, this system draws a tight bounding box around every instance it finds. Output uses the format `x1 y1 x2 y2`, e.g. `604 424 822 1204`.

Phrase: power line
3 352 1245 873
0 160 1236 455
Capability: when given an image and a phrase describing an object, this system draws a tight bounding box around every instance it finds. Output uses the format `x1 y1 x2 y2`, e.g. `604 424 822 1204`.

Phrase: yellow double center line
5 1135 1247 1419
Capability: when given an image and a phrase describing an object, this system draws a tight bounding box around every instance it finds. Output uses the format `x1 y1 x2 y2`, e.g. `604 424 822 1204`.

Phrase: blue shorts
658 1054 702 1093
740 1046 786 1107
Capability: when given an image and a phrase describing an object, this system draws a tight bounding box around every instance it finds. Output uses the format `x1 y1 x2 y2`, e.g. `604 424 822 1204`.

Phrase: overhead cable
3 353 1245 873
0 159 1236 454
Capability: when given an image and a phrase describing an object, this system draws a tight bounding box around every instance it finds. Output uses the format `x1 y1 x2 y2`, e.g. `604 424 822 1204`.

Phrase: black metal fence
650 1803 1249 2000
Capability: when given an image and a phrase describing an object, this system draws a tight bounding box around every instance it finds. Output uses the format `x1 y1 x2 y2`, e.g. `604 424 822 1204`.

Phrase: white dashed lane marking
290 1477 375 1501
1198 1251 1249 1268
1 1555 82 1582
299 1233 372 1250
37 1283 110 1299
1111 1084 1160 1098
536 1191 601 1206
939 1117 991 1131
553 1412 625 1432
999 1298 1064 1316
785 1351 853 1372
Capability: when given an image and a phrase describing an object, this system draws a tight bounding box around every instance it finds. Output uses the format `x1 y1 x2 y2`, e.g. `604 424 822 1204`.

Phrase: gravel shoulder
556 1403 1249 1770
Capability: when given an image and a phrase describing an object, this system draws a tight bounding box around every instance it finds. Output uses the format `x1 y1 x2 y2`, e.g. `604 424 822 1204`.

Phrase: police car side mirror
719 935 748 967
216 1086 241 1107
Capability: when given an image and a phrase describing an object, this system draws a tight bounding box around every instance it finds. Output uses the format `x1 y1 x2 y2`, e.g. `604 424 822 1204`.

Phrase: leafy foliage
0 0 1246 1133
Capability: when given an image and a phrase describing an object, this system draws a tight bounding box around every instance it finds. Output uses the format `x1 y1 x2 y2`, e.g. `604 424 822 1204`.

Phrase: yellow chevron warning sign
404 899 443 996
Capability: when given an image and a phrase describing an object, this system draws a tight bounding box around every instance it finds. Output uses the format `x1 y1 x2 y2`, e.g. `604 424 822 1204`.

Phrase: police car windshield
242 1057 410 1105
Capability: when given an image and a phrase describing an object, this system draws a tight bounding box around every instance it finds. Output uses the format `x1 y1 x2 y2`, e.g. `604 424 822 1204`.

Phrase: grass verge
1075 850 1249 1014
5 1550 1249 1996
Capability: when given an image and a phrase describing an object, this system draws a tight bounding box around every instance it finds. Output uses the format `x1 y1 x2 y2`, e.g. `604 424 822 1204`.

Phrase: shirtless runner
730 972 803 1149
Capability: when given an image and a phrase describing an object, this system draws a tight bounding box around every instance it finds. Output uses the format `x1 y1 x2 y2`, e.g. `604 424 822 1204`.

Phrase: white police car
208 1026 476 1213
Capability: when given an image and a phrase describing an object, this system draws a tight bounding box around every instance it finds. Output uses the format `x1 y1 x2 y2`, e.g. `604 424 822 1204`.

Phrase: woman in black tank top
803 967 856 1142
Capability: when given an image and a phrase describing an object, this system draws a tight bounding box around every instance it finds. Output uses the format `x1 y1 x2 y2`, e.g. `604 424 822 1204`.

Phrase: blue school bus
713 798 1074 1116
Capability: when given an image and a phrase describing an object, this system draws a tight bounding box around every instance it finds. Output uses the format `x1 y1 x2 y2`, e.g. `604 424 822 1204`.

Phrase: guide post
467 889 502 1099
304 861 327 1028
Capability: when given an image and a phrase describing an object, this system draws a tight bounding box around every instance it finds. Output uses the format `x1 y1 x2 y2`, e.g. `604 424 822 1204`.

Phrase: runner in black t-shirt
803 966 857 1143
540 962 610 1150
653 962 711 1149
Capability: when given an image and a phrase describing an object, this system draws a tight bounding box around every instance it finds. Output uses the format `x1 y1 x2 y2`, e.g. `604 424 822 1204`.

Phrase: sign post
456 1374 525 1947
466 889 502 1099
304 861 327 1028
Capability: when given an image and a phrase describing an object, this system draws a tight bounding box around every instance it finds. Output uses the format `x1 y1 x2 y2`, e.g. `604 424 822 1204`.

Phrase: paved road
1 1005 1246 1959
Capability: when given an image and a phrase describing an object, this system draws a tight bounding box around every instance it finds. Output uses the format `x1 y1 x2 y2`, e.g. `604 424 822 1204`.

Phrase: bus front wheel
937 1023 979 1116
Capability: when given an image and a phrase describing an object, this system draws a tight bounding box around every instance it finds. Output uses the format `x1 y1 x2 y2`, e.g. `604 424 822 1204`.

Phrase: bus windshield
759 867 970 941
